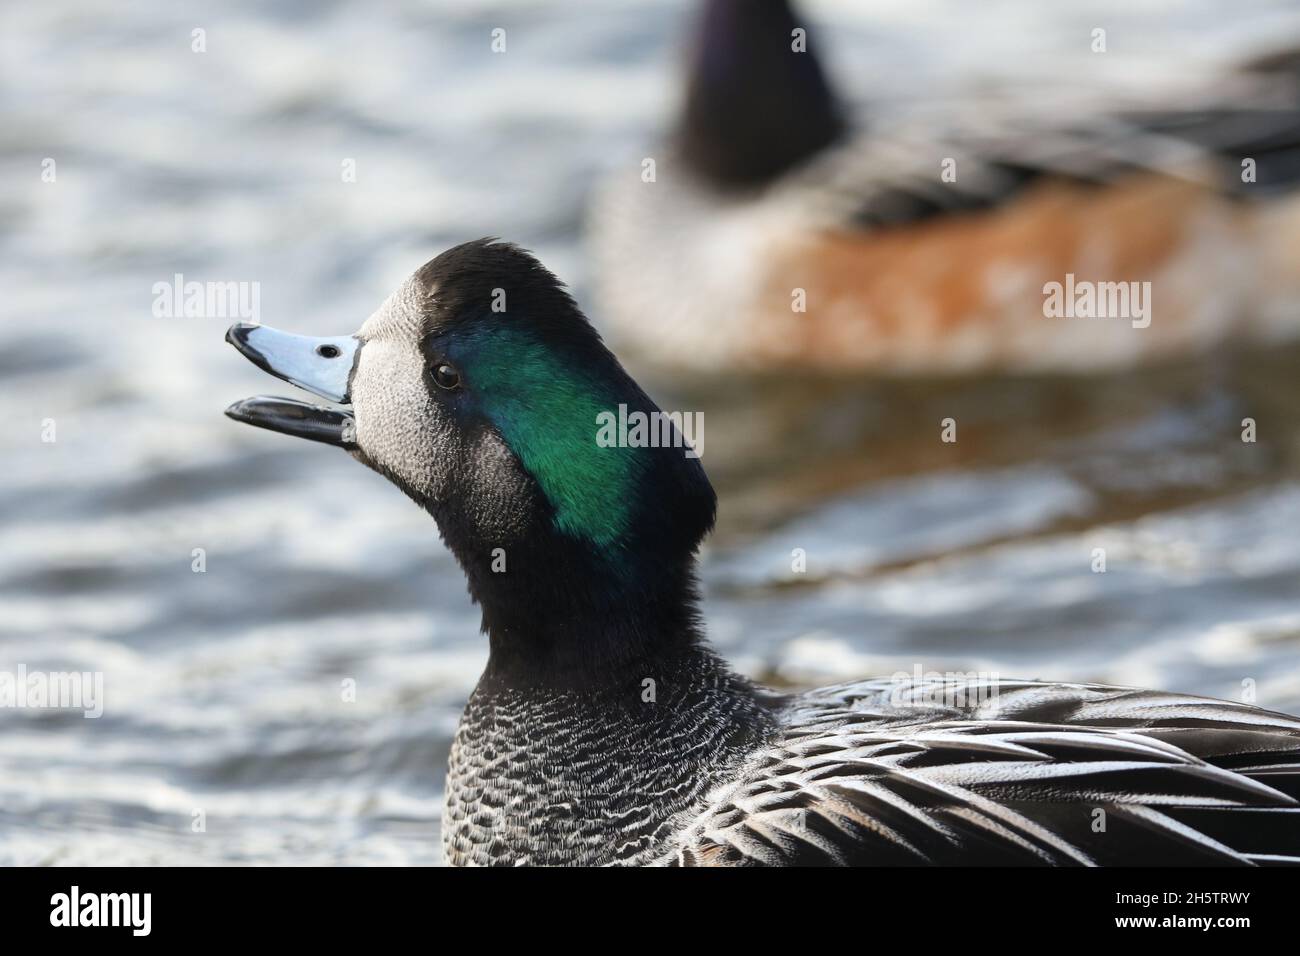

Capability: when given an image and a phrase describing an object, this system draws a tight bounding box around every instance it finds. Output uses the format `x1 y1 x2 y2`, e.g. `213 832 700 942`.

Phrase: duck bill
225 323 359 402
224 322 360 448
225 395 356 448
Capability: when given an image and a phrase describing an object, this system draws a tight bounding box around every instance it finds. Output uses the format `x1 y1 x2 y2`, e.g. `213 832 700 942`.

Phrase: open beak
224 323 360 448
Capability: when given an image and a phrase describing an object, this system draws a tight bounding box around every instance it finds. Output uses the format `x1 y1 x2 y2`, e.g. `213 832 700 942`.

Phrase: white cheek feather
360 278 427 340
350 276 447 493
352 337 440 494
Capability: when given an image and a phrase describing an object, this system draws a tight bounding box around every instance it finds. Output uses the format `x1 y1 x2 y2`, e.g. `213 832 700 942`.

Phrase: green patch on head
455 326 638 547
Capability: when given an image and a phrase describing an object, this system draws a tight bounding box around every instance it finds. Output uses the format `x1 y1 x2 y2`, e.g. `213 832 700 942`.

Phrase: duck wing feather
668 678 1300 866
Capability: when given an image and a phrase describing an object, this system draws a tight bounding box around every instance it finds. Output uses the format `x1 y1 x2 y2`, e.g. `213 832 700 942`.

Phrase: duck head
226 239 717 681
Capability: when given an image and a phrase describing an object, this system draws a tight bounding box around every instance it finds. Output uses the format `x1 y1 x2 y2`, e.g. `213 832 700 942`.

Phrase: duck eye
431 362 461 391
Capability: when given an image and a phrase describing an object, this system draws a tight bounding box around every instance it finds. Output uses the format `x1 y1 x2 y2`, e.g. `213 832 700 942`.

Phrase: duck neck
465 540 710 690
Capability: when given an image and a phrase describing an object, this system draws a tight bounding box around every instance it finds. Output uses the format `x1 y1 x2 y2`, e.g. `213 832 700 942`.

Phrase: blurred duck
589 0 1300 374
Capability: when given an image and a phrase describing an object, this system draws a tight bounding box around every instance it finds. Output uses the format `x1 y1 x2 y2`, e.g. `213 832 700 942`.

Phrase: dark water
2 0 1300 864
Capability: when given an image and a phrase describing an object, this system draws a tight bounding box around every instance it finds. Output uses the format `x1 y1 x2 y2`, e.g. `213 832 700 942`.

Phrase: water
3 0 1300 865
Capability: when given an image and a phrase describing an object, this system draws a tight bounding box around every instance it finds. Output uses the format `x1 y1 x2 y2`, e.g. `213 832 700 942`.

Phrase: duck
588 0 1300 375
225 239 1300 866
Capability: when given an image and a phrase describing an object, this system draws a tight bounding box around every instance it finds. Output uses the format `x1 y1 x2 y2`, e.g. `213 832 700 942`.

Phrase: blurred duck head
677 0 845 190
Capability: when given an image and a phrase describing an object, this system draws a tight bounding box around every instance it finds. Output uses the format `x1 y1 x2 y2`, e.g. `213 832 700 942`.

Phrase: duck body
445 646 1300 866
592 155 1300 375
225 239 1300 866
588 0 1300 375
443 645 774 866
